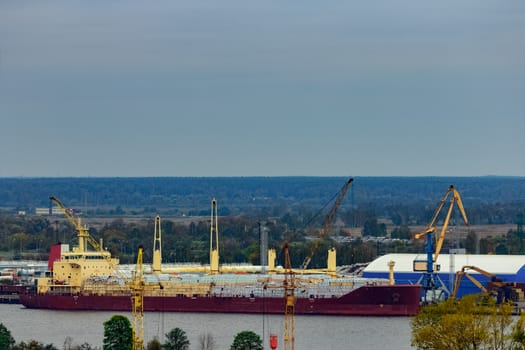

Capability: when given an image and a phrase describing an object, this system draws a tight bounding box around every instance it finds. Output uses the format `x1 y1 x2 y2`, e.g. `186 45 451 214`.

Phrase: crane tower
413 185 469 302
283 243 295 350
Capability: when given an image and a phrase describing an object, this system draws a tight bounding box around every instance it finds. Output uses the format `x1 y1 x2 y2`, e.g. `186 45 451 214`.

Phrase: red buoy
270 334 278 350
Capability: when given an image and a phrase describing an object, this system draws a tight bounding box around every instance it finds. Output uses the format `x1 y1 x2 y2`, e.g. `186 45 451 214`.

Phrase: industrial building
363 253 525 298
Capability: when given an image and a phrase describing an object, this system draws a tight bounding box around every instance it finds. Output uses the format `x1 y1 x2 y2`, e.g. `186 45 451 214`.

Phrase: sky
1 0 524 177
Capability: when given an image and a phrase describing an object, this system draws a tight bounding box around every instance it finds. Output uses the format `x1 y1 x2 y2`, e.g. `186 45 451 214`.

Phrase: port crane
50 196 145 349
452 265 517 304
413 185 469 302
300 178 353 272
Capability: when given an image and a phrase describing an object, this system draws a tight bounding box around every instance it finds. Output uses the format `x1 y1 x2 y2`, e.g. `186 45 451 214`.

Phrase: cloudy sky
1 0 524 177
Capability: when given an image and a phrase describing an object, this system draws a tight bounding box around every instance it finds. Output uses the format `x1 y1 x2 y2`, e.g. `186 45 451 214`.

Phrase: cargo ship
19 199 421 316
19 240 421 316
19 280 420 316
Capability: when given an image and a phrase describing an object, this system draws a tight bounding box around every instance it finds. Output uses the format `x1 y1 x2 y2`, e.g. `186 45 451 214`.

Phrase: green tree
12 232 32 254
103 315 132 350
163 328 189 350
390 225 411 240
411 294 524 350
0 323 15 350
465 231 478 254
230 331 263 350
362 218 386 237
511 312 525 348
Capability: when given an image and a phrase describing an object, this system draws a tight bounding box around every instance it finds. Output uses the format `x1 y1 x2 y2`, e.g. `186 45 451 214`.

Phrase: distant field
51 214 210 230
53 213 515 239
341 224 513 239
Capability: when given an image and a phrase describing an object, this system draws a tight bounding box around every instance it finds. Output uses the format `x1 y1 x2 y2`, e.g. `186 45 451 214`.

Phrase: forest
0 176 524 267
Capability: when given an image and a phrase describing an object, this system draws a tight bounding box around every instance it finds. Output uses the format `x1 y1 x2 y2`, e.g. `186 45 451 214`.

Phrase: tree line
1 176 524 217
411 295 525 349
1 177 524 267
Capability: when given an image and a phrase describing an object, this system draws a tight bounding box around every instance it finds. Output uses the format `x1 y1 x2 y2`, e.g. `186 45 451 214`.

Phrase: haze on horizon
1 0 524 177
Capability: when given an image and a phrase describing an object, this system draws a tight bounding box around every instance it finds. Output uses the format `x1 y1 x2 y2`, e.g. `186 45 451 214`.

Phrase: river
0 304 414 349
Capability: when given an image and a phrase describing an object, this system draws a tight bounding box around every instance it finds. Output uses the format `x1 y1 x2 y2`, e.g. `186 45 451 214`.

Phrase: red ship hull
19 284 421 316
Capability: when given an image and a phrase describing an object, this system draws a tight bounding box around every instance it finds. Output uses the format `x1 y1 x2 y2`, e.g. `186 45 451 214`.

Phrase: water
0 304 414 349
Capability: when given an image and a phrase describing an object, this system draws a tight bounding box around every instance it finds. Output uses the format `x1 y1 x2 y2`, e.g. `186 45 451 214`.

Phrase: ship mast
210 198 220 274
152 216 162 274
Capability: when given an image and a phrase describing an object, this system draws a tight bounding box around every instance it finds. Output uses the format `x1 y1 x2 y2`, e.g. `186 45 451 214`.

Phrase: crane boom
453 271 488 298
452 265 510 300
414 185 469 263
300 178 353 270
49 196 105 254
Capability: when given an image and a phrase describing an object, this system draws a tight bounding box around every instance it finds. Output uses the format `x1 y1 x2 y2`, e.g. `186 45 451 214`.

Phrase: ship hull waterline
19 284 421 316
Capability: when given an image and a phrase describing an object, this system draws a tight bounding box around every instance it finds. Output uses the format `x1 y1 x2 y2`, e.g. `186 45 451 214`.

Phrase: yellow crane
452 265 516 303
413 185 469 264
50 196 107 254
413 185 469 301
452 265 493 297
261 244 298 350
300 178 353 271
131 246 145 350
283 243 295 350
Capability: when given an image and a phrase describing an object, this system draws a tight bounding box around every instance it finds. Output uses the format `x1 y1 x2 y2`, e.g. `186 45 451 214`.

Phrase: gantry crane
300 178 353 271
413 185 469 302
50 196 144 349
